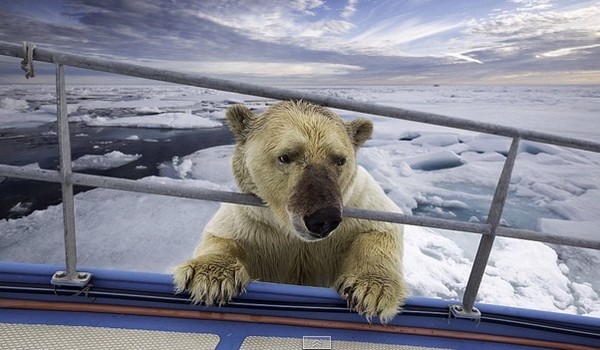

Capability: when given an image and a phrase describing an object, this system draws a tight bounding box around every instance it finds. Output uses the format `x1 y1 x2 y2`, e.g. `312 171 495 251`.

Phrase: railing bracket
449 304 481 320
51 271 92 288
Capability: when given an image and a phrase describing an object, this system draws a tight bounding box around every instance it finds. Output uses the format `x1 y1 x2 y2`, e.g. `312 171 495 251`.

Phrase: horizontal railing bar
1 41 599 153
0 165 62 183
70 172 264 207
342 207 490 234
496 227 600 250
1 164 598 250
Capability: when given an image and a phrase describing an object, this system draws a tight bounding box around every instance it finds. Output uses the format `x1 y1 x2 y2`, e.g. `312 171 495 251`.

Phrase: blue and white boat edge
1 261 598 349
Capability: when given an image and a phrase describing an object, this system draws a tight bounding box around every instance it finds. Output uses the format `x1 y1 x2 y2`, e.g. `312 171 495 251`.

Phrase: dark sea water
0 122 234 220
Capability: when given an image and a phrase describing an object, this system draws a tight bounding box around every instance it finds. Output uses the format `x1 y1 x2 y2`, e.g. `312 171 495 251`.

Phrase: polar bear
173 100 407 322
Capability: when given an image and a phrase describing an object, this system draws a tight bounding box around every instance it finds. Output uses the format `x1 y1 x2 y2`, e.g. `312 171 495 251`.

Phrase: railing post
452 136 521 319
50 63 91 287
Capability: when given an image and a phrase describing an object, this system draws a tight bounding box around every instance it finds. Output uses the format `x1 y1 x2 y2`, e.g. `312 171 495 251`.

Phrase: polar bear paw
335 272 407 324
173 255 250 306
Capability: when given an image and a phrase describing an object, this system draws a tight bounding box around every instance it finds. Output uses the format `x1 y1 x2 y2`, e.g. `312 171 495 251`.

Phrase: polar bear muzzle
287 163 343 240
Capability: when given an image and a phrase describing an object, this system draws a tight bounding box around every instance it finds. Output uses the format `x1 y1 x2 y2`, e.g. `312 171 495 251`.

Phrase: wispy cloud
537 44 600 58
152 60 363 77
468 4 599 39
509 0 554 11
0 0 598 84
445 53 484 64
344 17 464 56
341 0 358 19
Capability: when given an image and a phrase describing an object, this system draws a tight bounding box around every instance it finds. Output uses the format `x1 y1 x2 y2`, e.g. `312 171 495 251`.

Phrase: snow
79 99 197 109
159 146 237 188
9 202 32 215
38 104 80 116
0 109 57 129
0 97 73 129
1 84 599 317
71 151 142 171
76 112 222 129
411 133 459 147
0 178 219 272
400 149 464 171
0 97 29 110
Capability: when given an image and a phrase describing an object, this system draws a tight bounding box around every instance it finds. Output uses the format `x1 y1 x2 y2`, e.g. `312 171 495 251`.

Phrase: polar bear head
226 100 373 241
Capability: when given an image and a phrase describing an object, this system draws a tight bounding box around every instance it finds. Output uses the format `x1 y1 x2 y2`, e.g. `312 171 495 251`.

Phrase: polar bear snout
287 163 344 240
304 207 342 238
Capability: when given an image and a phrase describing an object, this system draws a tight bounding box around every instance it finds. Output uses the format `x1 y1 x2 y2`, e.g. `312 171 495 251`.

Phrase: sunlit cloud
537 44 600 58
341 18 465 56
510 0 554 11
445 53 484 64
341 0 358 19
0 0 598 85
152 60 364 77
467 2 600 40
291 0 325 15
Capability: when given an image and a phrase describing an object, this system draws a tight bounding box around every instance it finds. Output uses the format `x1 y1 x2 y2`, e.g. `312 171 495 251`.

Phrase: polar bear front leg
173 235 250 306
335 230 408 323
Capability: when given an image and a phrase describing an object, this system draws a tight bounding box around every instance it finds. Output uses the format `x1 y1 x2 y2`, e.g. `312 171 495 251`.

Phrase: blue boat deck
1 262 598 349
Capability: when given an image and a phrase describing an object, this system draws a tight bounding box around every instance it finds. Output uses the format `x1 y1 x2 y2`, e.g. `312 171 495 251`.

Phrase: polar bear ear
347 118 373 148
226 104 255 142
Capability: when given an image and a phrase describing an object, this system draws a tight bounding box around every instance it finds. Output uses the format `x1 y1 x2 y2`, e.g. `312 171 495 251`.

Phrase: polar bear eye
278 154 291 164
337 157 346 166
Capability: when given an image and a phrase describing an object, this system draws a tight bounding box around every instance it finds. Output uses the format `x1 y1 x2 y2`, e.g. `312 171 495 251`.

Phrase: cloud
151 60 363 77
291 0 325 15
0 0 598 85
456 1 600 78
193 1 356 44
510 0 553 11
467 2 599 40
338 17 465 56
445 53 484 64
537 44 600 58
342 0 358 19
0 2 322 62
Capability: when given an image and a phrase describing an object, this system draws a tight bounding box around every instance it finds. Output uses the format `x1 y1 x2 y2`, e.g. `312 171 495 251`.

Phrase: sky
0 0 599 85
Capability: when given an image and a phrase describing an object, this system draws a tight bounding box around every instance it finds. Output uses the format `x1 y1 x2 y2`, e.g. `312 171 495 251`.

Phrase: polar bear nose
304 207 342 238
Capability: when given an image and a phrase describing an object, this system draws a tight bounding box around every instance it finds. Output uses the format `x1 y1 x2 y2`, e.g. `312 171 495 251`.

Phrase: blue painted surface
1 261 599 349
1 309 543 350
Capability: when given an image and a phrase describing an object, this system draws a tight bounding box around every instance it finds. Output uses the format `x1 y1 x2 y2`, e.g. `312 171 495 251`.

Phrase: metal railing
1 41 599 318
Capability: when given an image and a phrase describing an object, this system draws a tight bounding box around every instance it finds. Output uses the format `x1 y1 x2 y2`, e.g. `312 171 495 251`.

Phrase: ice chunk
539 219 598 239
398 131 421 141
161 146 236 189
80 112 222 129
479 238 575 312
39 104 79 115
0 180 220 273
9 202 32 215
519 141 560 155
135 106 161 115
466 135 511 154
397 161 413 177
0 110 57 128
546 190 600 221
0 97 28 110
72 151 141 171
411 134 459 147
399 149 464 171
80 99 196 109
